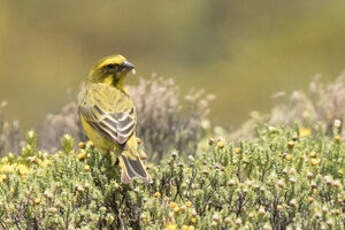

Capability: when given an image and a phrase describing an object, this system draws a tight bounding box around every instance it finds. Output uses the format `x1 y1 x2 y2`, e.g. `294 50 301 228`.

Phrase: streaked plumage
78 55 152 184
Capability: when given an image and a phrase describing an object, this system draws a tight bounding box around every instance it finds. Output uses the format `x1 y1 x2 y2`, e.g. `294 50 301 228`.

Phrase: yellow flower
310 159 319 166
87 140 95 148
234 147 241 154
165 223 177 230
277 205 283 211
16 164 30 176
169 202 177 209
334 135 341 142
217 141 224 149
84 165 90 172
287 141 295 149
0 163 16 174
77 152 87 161
190 217 197 223
78 142 86 149
309 151 317 158
173 206 180 213
187 226 195 230
299 127 311 137
181 225 189 230
34 198 41 205
39 160 52 168
285 154 292 161
154 192 161 198
0 174 7 182
185 201 192 208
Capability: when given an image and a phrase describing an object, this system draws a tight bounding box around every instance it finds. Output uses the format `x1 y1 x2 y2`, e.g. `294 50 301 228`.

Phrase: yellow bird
78 54 152 184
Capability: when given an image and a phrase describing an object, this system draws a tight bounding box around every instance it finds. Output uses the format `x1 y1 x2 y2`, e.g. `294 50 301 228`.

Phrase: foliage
39 102 86 153
1 123 345 229
127 75 214 161
270 73 345 134
0 101 22 155
231 73 345 140
2 72 345 229
0 76 213 162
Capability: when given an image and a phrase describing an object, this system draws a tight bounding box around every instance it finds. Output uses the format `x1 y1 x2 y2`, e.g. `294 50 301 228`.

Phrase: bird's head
88 54 135 87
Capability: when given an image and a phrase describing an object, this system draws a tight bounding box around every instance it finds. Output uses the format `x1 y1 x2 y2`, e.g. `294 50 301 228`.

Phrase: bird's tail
119 152 152 184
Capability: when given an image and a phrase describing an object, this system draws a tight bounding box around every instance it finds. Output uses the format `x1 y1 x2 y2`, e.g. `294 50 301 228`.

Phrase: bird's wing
79 84 137 145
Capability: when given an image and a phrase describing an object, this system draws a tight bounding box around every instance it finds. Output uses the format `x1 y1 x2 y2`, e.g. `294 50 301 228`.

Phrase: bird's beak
122 60 135 71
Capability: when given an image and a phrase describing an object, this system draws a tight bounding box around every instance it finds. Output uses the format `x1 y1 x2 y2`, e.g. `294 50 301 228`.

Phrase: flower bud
289 177 296 184
169 202 176 209
185 201 192 208
334 135 341 142
224 217 231 224
234 147 241 154
212 213 220 222
310 182 317 188
309 151 317 158
287 141 295 148
228 179 235 186
154 192 161 198
333 180 341 188
34 198 41 205
176 205 184 213
258 208 265 215
78 142 86 149
289 168 296 175
235 218 242 226
171 151 177 158
84 164 90 172
285 154 292 161
192 209 197 217
282 168 288 174
326 220 333 227
217 141 224 149
307 197 313 203
76 185 84 193
289 199 296 206
77 152 86 161
44 190 52 200
208 137 215 145
263 224 271 230
307 172 313 179
310 159 319 166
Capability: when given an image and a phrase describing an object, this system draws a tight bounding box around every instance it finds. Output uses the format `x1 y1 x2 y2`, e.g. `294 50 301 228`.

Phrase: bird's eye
106 64 116 69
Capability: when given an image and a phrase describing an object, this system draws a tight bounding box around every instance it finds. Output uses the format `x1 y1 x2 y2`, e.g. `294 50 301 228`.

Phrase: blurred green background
0 0 345 129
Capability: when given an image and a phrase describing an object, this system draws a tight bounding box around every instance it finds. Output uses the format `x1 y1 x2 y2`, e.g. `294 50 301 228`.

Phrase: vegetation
1 123 345 229
1 75 345 229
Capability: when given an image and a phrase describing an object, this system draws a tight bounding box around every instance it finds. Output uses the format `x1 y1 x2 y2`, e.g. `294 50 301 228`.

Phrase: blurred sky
0 0 345 129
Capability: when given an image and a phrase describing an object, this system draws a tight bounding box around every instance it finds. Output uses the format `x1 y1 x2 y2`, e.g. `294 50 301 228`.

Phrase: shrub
127 75 214 161
38 102 86 153
1 124 345 229
0 101 22 155
231 72 345 140
269 73 345 134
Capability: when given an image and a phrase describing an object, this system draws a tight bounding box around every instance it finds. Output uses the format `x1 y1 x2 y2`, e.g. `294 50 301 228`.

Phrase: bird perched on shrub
78 54 152 184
